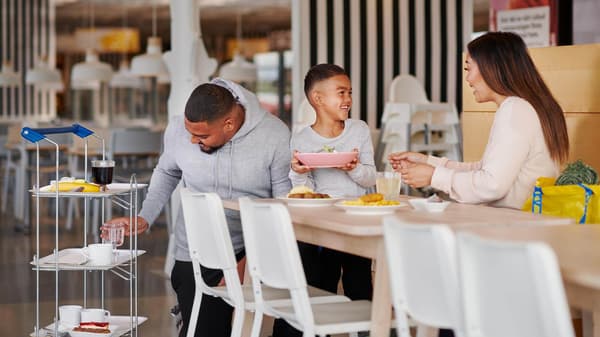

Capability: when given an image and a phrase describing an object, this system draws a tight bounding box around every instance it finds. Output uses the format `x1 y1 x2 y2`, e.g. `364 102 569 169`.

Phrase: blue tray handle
21 124 94 143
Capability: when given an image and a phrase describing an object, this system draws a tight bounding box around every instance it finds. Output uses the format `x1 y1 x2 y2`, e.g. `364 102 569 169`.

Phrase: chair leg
1 165 10 213
416 324 438 337
249 310 264 337
186 291 203 337
230 306 245 337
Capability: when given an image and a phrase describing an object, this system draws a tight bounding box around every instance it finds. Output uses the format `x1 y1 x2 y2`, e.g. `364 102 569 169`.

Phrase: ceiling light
131 37 168 77
71 49 114 89
110 60 142 88
219 53 257 83
0 61 20 87
131 2 168 78
218 10 257 84
25 56 64 91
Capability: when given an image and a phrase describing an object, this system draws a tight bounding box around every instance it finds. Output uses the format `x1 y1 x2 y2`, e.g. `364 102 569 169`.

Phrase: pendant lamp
71 48 114 89
218 10 257 84
0 61 20 87
26 55 64 91
110 60 142 89
131 3 168 77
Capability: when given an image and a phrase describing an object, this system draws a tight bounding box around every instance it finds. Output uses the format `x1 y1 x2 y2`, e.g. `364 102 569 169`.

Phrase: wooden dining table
223 195 574 337
465 224 600 337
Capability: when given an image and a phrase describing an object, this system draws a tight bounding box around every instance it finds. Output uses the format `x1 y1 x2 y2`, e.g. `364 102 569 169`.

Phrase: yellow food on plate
287 185 314 197
360 193 384 203
43 179 101 192
343 193 400 206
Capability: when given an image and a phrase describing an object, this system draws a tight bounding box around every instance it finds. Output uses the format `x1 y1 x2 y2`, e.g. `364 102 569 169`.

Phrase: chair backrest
239 197 308 290
239 197 316 327
292 99 316 134
389 74 429 104
383 218 462 335
108 128 163 157
457 233 575 337
180 189 238 271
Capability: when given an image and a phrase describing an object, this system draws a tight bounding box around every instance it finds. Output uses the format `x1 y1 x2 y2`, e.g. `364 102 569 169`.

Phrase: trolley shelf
31 248 147 271
30 315 148 337
30 183 148 198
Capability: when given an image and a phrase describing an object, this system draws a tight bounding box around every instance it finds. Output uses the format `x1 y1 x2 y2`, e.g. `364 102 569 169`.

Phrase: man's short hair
304 63 347 98
184 83 237 123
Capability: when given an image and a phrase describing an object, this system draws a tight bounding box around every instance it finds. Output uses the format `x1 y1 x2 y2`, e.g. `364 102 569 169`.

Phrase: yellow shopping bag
522 177 600 224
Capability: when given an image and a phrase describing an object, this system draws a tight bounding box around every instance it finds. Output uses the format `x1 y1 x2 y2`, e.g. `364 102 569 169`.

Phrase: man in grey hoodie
109 78 292 337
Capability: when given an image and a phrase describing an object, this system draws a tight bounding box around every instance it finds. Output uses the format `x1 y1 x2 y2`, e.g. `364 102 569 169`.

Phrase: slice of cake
72 321 111 334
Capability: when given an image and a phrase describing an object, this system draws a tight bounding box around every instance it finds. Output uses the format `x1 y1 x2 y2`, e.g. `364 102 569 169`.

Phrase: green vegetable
555 160 598 185
321 145 335 153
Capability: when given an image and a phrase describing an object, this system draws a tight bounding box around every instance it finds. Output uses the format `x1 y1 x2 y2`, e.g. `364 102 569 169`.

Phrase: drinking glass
376 171 402 200
91 159 115 191
102 222 125 261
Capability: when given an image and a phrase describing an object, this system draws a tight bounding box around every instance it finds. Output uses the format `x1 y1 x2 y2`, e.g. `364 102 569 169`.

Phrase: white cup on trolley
86 243 114 265
81 308 110 323
59 304 82 327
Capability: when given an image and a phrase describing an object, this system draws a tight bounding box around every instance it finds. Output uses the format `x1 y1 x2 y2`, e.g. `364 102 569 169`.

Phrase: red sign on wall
489 0 558 47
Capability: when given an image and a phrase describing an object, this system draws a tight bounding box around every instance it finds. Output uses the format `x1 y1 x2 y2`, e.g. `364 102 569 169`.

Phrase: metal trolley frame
21 124 146 337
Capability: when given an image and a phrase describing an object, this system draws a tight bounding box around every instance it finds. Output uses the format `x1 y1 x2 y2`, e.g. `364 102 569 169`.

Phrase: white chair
180 190 346 337
2 122 26 219
376 74 462 171
292 98 316 134
239 197 373 337
457 233 575 337
389 74 430 104
383 218 463 337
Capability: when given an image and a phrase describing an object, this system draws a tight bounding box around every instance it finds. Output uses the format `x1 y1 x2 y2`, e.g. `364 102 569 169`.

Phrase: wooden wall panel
462 43 600 170
463 44 600 113
463 111 600 171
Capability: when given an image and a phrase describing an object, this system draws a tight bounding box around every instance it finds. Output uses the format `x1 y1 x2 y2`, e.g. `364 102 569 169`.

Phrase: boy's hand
338 148 359 171
291 150 312 174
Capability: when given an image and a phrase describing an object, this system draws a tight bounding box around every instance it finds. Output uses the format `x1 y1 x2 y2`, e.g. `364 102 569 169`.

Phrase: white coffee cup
87 243 113 265
81 308 111 323
59 305 82 327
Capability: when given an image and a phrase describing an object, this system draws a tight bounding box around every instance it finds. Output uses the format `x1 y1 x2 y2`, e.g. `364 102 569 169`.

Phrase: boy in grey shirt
281 64 376 337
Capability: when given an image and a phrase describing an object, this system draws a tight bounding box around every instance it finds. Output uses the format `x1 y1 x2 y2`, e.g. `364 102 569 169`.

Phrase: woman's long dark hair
467 32 569 164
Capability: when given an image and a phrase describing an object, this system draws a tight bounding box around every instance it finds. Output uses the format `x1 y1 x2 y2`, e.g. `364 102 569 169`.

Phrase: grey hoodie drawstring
214 150 220 192
229 142 234 199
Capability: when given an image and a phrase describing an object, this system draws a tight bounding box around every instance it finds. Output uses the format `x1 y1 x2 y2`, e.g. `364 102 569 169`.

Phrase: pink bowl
295 152 358 168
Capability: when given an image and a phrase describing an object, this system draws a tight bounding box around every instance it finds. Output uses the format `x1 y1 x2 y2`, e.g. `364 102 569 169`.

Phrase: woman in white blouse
389 32 569 209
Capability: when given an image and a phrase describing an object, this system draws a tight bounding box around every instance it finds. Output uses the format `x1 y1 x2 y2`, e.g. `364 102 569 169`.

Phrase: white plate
30 322 71 336
408 198 450 212
277 196 342 207
32 249 146 270
334 201 407 215
35 248 88 266
32 183 148 198
69 324 118 337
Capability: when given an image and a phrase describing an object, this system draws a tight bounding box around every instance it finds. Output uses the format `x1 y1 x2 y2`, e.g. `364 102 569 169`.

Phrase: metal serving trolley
22 124 147 337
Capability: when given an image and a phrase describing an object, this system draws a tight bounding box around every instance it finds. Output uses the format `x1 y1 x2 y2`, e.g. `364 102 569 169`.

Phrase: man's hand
101 216 149 239
291 150 312 174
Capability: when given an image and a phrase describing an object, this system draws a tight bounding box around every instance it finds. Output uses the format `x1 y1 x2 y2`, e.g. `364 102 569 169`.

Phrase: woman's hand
388 151 428 171
101 216 149 238
291 150 312 174
399 162 435 188
338 148 359 171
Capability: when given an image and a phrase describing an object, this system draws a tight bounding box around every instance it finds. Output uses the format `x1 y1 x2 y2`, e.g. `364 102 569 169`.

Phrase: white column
166 0 217 120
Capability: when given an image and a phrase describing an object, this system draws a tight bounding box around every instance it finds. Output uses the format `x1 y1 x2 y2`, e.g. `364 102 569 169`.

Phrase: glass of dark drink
91 160 115 191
